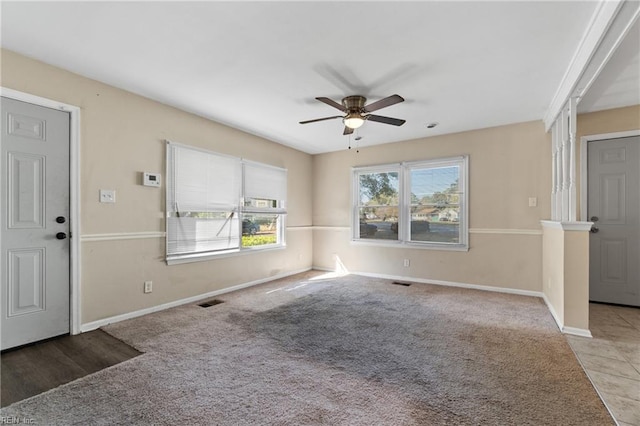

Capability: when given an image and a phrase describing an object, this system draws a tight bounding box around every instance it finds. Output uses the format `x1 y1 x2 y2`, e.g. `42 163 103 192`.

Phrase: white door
588 136 640 306
1 96 70 350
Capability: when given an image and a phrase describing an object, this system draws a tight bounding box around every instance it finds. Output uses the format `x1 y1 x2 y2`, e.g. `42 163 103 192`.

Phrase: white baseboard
314 267 588 333
315 267 595 338
541 293 564 332
84 266 591 339
349 270 544 298
331 270 591 339
561 326 593 338
537 294 593 338
80 267 312 332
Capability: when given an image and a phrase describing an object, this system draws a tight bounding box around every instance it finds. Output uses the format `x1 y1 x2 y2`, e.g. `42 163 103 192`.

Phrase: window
241 161 287 249
166 142 286 263
354 167 400 240
353 156 468 250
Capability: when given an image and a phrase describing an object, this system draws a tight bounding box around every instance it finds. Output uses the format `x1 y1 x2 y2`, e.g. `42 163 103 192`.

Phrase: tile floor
567 303 640 426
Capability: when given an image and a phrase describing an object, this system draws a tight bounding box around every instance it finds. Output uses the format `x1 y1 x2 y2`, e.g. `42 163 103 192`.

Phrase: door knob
590 226 599 234
590 216 599 222
56 216 66 224
56 232 67 240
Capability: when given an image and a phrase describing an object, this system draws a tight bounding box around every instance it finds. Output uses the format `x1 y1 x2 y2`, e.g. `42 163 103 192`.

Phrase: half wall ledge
540 221 594 232
541 220 593 337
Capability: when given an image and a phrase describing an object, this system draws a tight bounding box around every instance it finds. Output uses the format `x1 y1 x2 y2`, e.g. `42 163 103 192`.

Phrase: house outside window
353 156 468 250
166 141 286 264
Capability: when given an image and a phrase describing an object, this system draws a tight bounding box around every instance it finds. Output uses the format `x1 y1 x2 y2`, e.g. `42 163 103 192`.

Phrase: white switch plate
528 197 537 207
99 189 116 203
144 281 153 293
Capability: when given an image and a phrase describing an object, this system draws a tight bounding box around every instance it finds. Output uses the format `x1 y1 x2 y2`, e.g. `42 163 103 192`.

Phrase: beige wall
577 104 640 139
563 230 590 330
313 120 552 291
542 225 564 323
1 49 313 324
5 45 635 330
542 105 639 334
542 223 590 332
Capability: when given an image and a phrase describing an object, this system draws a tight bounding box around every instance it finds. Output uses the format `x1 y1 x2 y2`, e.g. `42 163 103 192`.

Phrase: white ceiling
578 17 640 114
1 1 637 154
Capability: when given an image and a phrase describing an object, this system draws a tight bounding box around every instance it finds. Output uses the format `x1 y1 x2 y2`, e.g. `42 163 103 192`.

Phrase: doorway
585 133 640 307
0 89 81 349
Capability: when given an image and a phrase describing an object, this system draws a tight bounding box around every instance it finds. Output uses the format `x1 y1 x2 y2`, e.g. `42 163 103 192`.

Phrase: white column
551 122 558 220
549 99 579 222
561 108 570 221
555 120 563 221
568 97 578 221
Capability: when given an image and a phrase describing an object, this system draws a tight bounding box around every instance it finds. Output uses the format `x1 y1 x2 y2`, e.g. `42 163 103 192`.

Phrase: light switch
100 189 116 203
528 197 537 207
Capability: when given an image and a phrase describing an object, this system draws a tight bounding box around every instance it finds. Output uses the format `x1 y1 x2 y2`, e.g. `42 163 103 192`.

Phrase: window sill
350 239 469 252
166 244 286 265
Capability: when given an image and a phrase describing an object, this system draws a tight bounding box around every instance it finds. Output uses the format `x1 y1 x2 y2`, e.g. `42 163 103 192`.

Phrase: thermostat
143 172 161 187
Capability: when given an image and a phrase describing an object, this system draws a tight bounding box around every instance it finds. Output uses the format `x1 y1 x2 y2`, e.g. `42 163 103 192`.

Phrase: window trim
352 155 469 251
165 141 287 265
352 164 401 241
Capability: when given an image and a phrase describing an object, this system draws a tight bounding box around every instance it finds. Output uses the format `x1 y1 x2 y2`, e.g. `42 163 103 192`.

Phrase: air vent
198 299 224 308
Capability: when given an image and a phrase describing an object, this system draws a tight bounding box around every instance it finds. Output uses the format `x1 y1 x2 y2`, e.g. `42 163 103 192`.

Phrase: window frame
240 160 287 251
166 141 287 265
352 156 469 251
352 164 403 245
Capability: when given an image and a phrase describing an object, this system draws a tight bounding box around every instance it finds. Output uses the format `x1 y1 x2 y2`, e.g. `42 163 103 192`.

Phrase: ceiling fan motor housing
299 94 405 134
342 96 367 114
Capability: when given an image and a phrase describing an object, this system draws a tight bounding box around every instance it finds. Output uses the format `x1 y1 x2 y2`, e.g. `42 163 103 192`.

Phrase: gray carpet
1 271 613 425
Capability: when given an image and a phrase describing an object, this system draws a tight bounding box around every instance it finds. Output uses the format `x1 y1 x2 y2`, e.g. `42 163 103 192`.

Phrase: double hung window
353 156 468 250
241 161 287 248
166 142 286 263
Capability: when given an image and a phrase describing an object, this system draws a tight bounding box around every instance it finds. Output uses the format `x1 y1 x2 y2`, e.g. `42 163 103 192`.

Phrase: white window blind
166 141 288 263
167 142 242 258
243 161 287 213
168 144 241 213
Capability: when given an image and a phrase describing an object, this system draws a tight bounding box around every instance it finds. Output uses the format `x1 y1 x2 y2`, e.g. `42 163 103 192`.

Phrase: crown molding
544 0 639 130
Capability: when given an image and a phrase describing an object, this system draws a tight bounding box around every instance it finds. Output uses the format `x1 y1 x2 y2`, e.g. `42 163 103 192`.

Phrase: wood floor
1 330 141 407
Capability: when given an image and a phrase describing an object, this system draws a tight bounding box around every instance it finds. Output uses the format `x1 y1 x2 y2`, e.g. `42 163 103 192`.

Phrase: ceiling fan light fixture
301 94 405 138
343 114 364 129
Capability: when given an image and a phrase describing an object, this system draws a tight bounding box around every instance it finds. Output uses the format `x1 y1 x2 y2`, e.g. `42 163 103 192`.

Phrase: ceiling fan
300 94 406 135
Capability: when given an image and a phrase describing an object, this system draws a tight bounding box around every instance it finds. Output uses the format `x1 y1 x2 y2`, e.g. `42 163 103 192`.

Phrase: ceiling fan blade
343 126 354 135
366 114 406 126
316 97 347 112
299 115 343 124
363 94 404 113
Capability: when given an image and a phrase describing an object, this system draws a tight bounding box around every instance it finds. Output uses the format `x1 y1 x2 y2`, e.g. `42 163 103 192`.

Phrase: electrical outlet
144 281 153 293
99 189 116 203
528 197 537 207
403 259 410 267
